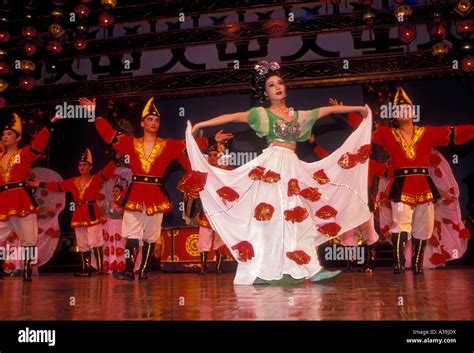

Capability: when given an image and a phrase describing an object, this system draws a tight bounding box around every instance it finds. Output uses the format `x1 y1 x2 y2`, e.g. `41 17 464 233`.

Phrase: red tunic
95 118 208 215
372 124 474 206
0 128 50 222
43 161 116 228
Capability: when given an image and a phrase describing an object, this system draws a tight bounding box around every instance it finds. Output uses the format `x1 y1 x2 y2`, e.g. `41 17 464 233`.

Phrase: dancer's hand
231 241 255 262
360 105 369 119
191 123 203 137
50 114 64 123
215 129 233 142
27 180 40 188
79 97 96 113
328 98 343 106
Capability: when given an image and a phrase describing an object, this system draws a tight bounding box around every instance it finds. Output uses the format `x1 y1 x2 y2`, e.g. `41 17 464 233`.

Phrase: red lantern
428 22 447 40
46 40 62 54
22 26 38 39
73 35 87 50
0 61 9 74
456 20 474 36
462 56 474 72
399 23 416 43
99 12 114 27
19 76 36 91
0 30 10 42
74 4 90 18
23 42 37 56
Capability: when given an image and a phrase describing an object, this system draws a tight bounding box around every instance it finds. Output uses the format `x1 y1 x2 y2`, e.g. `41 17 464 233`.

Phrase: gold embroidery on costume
74 177 93 199
133 138 166 174
1 151 21 183
392 126 425 160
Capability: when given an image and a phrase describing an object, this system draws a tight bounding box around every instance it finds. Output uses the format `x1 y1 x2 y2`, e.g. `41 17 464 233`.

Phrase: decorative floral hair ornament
252 60 282 102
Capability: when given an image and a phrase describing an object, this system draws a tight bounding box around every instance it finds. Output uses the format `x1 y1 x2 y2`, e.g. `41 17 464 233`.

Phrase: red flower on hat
317 223 341 238
286 250 311 265
284 206 309 223
313 169 330 185
262 170 281 183
217 186 240 202
248 166 265 180
315 205 338 219
254 202 275 221
300 187 321 202
287 178 300 196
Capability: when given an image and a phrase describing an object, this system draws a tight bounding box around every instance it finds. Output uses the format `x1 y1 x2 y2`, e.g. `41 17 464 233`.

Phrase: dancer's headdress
3 113 22 136
141 97 160 120
393 87 413 106
80 148 93 165
252 61 282 102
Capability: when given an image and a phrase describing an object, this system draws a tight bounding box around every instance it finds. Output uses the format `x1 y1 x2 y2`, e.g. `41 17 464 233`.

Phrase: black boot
360 243 377 273
113 239 138 281
412 238 426 275
22 246 36 282
199 252 208 275
392 232 408 274
215 251 223 275
138 241 155 281
74 251 92 277
93 246 104 275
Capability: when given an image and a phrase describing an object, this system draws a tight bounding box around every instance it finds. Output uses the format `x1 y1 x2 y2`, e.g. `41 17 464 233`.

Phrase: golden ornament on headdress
80 148 93 165
393 87 413 106
141 97 160 120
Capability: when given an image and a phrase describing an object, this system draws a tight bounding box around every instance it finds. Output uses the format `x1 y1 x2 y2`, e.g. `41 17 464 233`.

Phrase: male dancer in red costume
80 97 211 281
0 113 59 281
29 148 117 277
371 87 474 274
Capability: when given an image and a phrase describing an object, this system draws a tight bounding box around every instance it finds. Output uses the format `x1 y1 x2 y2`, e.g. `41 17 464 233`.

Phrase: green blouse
247 107 319 145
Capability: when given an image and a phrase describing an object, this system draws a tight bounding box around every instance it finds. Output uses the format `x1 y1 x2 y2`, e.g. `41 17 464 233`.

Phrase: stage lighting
398 23 416 43
20 60 35 73
23 42 37 56
0 61 9 74
99 12 114 27
0 79 8 92
51 8 63 19
73 35 87 50
462 56 474 71
431 42 449 56
46 40 62 54
428 22 447 41
395 5 412 20
74 4 89 18
0 30 10 42
21 26 37 39
455 0 473 16
456 20 474 37
49 22 65 38
19 75 35 91
460 40 473 54
101 0 117 9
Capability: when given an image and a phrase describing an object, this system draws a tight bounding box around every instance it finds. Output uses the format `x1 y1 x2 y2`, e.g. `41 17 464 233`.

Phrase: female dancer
182 61 373 285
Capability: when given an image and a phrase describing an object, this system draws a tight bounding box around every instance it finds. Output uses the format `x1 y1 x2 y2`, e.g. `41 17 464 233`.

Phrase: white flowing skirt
185 109 372 285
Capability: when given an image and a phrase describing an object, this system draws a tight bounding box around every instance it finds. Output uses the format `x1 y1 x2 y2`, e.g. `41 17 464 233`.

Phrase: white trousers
75 223 104 252
0 214 38 246
122 208 163 243
390 202 434 240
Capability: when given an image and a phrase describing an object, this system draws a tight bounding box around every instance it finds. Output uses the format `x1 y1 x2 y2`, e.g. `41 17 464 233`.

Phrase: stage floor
1 268 473 321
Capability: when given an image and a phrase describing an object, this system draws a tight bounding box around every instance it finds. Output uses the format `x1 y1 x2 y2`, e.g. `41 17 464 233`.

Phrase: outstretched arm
318 105 369 120
191 112 248 136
